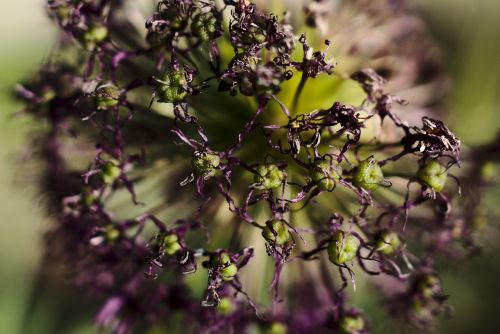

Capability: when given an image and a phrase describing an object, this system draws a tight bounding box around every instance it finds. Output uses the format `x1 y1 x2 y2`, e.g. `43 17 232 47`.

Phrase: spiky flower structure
17 0 496 333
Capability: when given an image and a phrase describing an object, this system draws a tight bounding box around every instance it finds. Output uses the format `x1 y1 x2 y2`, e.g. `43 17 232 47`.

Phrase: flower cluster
16 0 498 333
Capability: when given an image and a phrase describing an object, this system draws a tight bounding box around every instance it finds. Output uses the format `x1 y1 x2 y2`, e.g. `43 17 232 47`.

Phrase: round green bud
265 322 287 334
262 220 290 246
146 31 166 48
241 28 266 45
310 160 342 191
80 192 96 207
375 231 401 256
254 164 285 190
339 315 365 334
156 71 189 103
417 275 441 299
157 84 187 103
254 32 267 44
221 263 238 281
216 297 233 315
192 151 220 179
480 162 496 181
93 85 120 109
169 71 186 86
100 160 121 184
104 225 120 242
211 252 237 281
191 12 218 42
161 234 182 256
159 7 184 30
328 231 360 265
417 161 447 192
211 252 231 267
55 6 70 25
352 157 384 190
40 87 56 104
81 23 108 50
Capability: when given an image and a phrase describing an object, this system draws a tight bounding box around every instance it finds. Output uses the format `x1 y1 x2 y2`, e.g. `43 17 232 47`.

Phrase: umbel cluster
16 1 479 333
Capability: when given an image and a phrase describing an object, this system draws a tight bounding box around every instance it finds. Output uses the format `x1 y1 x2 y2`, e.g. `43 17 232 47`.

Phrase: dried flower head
15 0 499 333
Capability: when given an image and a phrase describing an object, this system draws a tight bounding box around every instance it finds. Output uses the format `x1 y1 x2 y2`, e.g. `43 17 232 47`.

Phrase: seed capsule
254 164 285 190
212 252 231 267
146 31 167 48
417 160 447 192
328 231 360 265
212 252 238 281
417 274 441 299
104 225 120 242
216 297 233 315
192 151 220 179
309 160 342 191
375 231 401 255
352 157 384 190
221 263 237 281
161 234 182 256
99 160 121 184
156 71 189 103
191 12 219 42
159 6 185 30
339 314 365 334
265 322 287 334
240 27 266 45
81 23 108 50
262 220 291 246
93 85 120 110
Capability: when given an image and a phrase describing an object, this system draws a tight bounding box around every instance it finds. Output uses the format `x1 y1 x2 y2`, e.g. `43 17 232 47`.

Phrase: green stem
291 73 308 115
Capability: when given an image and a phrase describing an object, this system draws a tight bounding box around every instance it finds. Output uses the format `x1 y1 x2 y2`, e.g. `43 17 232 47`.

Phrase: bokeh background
1 0 499 333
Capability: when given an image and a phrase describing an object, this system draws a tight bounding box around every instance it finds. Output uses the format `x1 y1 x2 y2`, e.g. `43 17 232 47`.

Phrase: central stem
291 73 308 115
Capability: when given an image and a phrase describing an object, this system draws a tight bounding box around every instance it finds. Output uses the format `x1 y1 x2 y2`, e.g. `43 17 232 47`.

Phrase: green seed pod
480 162 497 182
216 297 233 315
55 6 70 26
417 274 441 299
159 7 185 30
240 26 266 45
81 23 108 50
212 252 238 281
328 231 360 265
417 160 447 192
265 322 287 334
40 87 56 104
339 315 365 334
375 231 401 256
99 160 121 184
104 225 120 242
254 32 267 44
254 164 285 190
309 160 342 191
192 151 220 179
93 85 120 110
80 191 96 207
352 157 384 190
161 234 182 256
156 71 189 103
191 12 219 42
146 31 166 48
211 252 231 267
221 263 238 281
262 220 291 245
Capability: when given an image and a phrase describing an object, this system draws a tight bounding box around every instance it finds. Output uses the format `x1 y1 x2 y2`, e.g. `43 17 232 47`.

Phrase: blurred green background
0 0 499 333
